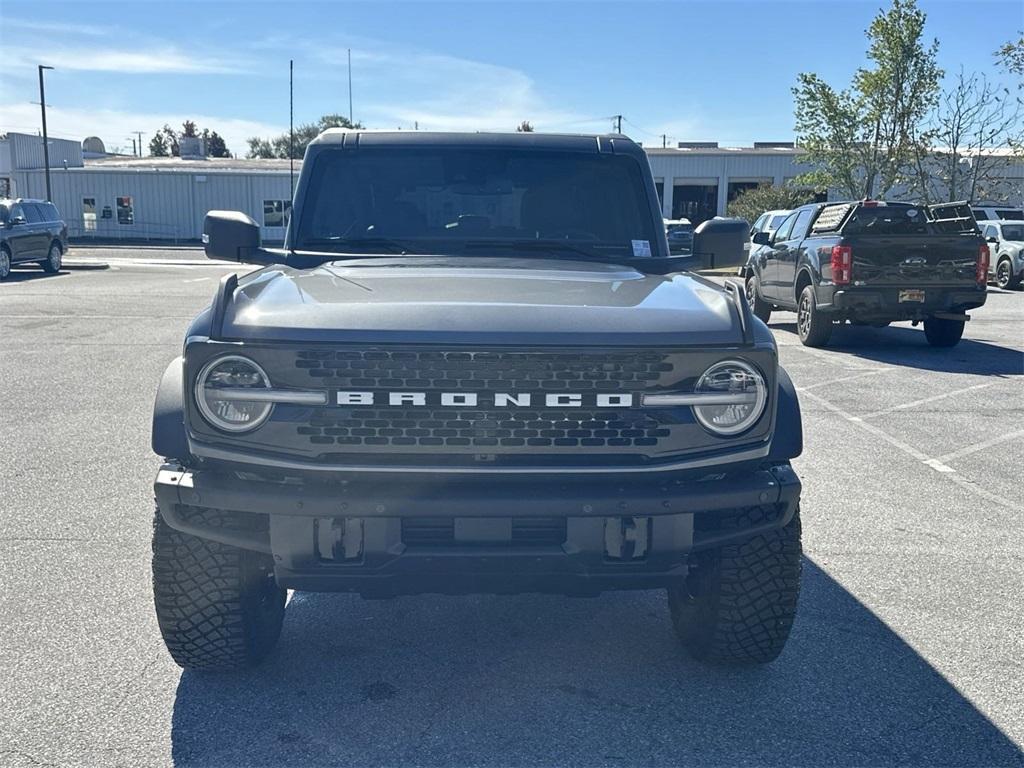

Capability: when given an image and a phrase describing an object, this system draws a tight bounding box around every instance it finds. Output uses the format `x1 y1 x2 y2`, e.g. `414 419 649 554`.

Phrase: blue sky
1 0 1020 156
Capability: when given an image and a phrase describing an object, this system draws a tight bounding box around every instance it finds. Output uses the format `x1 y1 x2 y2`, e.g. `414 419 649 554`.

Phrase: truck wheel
41 242 62 274
923 317 965 348
151 507 286 671
796 286 832 347
668 506 802 664
997 259 1021 290
745 275 772 324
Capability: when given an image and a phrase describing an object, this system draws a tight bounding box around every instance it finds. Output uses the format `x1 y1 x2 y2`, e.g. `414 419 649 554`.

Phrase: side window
263 200 292 228
10 204 24 222
116 196 134 225
972 209 988 221
996 209 1024 220
773 212 799 243
983 225 997 240
752 213 768 233
23 203 43 223
44 203 60 221
790 209 815 241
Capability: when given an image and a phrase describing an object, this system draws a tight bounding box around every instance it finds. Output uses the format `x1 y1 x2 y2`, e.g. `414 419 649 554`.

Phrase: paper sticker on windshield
907 208 919 218
632 240 652 257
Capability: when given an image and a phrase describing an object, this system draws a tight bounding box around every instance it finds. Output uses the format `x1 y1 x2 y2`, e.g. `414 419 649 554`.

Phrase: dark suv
0 199 68 280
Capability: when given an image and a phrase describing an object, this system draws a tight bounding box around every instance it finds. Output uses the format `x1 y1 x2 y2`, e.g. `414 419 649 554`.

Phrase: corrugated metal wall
8 133 83 171
13 168 292 241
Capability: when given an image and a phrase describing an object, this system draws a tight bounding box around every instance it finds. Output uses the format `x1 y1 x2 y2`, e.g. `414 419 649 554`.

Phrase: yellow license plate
899 289 925 303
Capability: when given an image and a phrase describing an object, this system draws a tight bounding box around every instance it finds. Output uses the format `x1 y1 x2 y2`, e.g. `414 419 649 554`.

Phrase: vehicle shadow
770 319 1023 376
1 270 68 284
170 560 1022 767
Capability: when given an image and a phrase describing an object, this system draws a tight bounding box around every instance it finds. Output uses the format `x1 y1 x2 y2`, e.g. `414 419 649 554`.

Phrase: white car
979 219 1024 290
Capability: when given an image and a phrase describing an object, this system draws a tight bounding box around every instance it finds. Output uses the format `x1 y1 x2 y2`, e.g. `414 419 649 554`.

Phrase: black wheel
745 274 772 324
152 507 286 671
796 285 832 347
0 247 10 281
997 259 1021 290
41 242 62 274
668 506 802 664
923 317 965 348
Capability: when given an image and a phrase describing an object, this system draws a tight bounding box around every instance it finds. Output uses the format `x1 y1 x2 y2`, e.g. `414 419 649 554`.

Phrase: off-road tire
796 285 832 347
152 507 286 671
997 258 1021 290
668 506 802 664
41 242 62 274
0 246 10 281
923 316 965 348
745 274 772 324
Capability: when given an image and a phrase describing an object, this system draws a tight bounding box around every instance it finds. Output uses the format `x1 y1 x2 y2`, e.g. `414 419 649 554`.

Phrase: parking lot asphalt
1 246 1022 767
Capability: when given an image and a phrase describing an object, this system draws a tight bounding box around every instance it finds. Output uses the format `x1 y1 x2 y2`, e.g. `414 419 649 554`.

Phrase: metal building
2 131 1021 242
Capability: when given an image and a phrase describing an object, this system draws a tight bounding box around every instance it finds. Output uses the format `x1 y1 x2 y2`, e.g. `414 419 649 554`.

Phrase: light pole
38 64 54 201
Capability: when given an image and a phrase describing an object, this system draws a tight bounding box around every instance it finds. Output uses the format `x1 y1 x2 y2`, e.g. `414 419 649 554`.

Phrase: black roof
308 130 645 156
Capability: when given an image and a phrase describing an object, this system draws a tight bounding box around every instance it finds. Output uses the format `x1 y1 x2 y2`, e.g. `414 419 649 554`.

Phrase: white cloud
0 103 284 158
0 18 111 37
2 44 248 75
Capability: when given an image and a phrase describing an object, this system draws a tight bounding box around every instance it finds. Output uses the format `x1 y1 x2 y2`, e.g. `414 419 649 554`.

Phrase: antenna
348 49 353 124
289 59 294 196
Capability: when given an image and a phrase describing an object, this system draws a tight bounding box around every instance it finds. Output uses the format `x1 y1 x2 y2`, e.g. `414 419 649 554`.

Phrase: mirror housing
691 217 750 270
987 236 998 243
202 210 289 266
751 230 771 246
9 215 26 226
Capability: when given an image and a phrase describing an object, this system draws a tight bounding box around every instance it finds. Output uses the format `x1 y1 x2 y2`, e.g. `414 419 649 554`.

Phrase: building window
672 183 718 225
83 198 97 232
116 196 134 225
263 200 292 228
0 177 10 198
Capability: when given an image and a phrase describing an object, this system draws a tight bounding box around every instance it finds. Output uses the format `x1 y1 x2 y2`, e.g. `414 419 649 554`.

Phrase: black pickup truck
745 200 988 347
151 131 804 671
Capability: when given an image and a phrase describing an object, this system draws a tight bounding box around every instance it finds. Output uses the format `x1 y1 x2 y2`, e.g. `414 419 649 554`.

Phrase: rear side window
790 208 815 240
996 209 1024 220
43 203 59 221
22 203 43 223
1001 224 1024 241
841 206 930 235
773 212 798 242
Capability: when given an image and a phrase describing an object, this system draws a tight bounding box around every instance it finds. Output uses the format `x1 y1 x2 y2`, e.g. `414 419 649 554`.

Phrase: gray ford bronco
151 131 804 671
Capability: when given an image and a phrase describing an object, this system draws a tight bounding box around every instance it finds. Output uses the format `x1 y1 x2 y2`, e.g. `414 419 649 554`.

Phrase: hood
221 257 747 346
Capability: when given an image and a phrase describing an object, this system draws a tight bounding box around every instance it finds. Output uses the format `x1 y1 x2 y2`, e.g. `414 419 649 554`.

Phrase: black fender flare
152 357 190 461
768 365 802 461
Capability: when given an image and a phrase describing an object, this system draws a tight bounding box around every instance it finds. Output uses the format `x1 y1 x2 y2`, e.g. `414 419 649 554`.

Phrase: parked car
979 219 1024 290
0 198 68 280
970 205 1024 222
745 200 988 348
664 217 694 253
738 209 791 277
150 130 804 671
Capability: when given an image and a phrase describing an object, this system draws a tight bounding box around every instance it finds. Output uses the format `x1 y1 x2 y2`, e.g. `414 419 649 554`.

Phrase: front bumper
154 463 801 596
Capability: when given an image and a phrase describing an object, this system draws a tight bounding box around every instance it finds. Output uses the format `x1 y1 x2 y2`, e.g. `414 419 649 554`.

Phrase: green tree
148 132 169 157
726 185 818 225
201 129 231 158
793 0 942 198
245 114 364 159
995 33 1024 81
516 120 534 132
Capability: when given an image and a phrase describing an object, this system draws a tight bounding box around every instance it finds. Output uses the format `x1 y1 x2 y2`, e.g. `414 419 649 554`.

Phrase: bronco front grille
291 348 677 450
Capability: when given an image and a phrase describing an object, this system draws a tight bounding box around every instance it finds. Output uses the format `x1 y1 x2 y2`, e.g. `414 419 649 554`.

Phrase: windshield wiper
297 237 421 254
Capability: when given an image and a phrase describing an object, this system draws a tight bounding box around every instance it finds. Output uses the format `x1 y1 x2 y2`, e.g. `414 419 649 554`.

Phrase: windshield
295 148 658 258
768 214 788 230
1000 224 1024 241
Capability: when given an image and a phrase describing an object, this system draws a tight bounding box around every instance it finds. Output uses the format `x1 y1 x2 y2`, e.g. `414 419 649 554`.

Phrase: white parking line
796 368 889 392
934 428 1024 464
854 382 998 420
799 388 1022 511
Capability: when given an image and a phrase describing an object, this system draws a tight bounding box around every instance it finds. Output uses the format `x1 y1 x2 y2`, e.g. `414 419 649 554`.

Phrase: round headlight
195 355 273 433
692 360 768 436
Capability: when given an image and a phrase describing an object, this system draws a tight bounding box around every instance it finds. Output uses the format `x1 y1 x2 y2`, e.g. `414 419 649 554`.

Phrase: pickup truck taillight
976 243 990 285
831 245 853 285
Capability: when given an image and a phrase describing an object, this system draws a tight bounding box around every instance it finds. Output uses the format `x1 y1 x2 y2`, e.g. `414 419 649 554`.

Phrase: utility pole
289 59 295 196
134 131 144 157
347 49 353 125
38 65 54 202
661 134 667 148
613 115 622 134
128 137 137 156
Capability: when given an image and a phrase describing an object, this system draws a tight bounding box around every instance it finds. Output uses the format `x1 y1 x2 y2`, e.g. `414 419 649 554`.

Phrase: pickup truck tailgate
846 234 982 287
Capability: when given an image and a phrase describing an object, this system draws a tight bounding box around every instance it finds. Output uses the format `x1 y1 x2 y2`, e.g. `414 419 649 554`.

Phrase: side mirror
203 210 282 265
692 217 750 270
751 231 771 246
9 215 26 226
987 236 998 243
